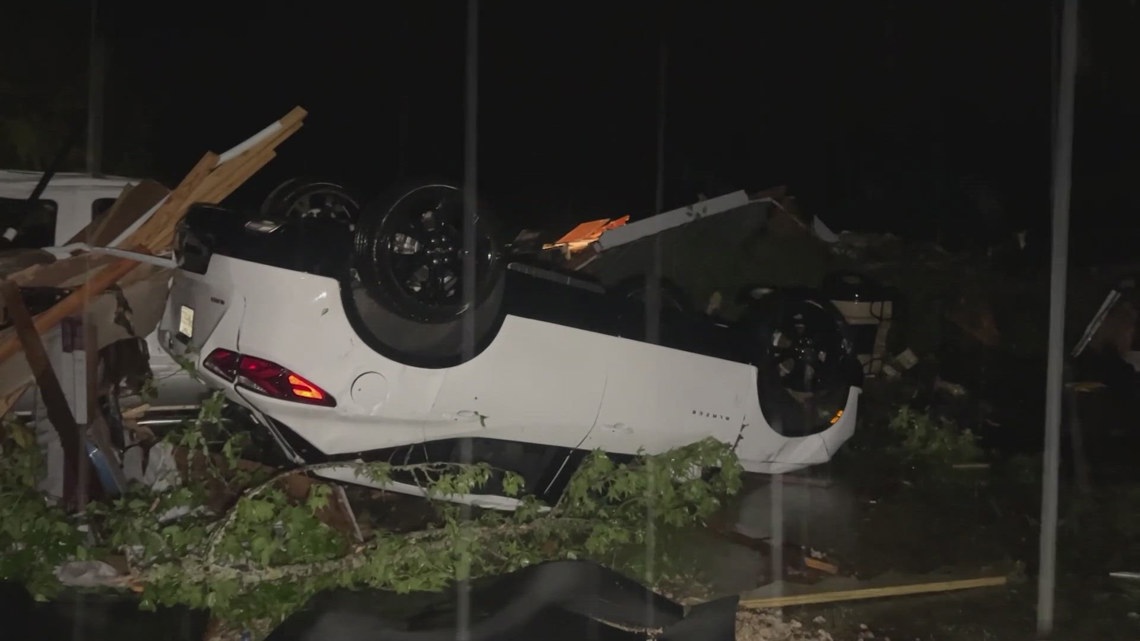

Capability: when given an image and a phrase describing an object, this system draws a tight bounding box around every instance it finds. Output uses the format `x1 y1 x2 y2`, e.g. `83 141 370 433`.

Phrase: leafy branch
1 396 744 640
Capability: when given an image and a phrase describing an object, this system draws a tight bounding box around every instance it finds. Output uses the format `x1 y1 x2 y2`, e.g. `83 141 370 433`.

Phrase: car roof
0 170 137 195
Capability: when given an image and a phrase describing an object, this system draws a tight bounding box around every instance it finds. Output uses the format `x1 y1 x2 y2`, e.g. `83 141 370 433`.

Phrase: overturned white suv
159 180 864 508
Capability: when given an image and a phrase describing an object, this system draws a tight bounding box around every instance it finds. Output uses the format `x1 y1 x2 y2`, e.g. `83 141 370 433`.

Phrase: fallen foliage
1 393 744 640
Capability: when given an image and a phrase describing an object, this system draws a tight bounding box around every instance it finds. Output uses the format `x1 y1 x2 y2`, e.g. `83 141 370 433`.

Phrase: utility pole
644 29 667 345
1037 0 1079 637
86 0 105 176
457 5 479 641
642 17 668 628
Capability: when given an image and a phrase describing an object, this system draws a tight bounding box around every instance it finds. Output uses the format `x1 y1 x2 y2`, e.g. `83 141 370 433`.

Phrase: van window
0 197 57 249
93 197 117 220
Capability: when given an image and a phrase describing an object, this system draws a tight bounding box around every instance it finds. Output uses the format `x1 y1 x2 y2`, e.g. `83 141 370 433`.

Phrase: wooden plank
738 575 1008 609
213 106 306 164
130 152 218 249
277 105 307 131
122 108 307 253
73 179 171 247
146 148 280 252
207 115 301 183
10 253 117 288
193 148 276 206
253 118 303 157
804 557 840 575
145 119 303 251
0 249 56 280
0 280 82 508
0 255 141 367
121 152 219 250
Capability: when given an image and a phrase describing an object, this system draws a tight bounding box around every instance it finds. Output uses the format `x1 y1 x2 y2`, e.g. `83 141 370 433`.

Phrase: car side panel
428 315 608 448
581 335 757 455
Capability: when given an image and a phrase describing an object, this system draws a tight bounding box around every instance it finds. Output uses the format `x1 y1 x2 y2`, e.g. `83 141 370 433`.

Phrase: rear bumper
159 253 446 454
739 386 859 474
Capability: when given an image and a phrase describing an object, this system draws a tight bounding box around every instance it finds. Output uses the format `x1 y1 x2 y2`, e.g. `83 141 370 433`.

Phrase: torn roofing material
266 559 738 641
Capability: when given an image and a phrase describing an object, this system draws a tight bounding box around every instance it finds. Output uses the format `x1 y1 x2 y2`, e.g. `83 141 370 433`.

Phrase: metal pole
86 0 105 176
461 1 479 365
457 2 479 639
1036 0 1078 636
644 32 667 344
643 23 668 623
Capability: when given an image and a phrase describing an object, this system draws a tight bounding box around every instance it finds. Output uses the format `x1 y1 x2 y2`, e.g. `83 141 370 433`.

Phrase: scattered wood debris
738 573 1008 609
0 106 309 416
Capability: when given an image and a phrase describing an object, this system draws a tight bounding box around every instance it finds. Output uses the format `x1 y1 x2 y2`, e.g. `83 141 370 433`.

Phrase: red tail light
202 348 335 407
203 348 240 380
237 355 336 407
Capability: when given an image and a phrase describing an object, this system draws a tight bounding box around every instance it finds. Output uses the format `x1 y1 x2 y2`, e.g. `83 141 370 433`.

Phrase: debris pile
1 106 308 406
0 107 308 507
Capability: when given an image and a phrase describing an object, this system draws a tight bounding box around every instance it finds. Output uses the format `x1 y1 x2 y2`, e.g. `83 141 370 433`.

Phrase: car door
429 314 608 449
581 333 754 456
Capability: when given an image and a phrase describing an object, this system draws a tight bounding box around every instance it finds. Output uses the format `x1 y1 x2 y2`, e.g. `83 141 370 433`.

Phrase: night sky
11 1 1140 253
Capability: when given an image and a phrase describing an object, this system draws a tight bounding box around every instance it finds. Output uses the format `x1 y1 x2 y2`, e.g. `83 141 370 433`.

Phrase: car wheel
741 289 858 436
743 289 853 392
344 180 506 367
260 177 361 225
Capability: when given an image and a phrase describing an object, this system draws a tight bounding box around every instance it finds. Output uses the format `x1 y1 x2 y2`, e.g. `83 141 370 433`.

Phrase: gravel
735 608 836 641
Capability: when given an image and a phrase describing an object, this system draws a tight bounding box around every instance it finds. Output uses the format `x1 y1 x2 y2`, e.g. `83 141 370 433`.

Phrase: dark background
5 0 1139 258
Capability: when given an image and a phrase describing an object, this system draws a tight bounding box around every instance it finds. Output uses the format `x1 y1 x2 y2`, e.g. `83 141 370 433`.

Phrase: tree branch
121 515 597 590
201 459 530 565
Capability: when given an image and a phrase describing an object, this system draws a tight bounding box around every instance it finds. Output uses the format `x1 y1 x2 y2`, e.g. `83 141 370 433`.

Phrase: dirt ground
707 372 1140 641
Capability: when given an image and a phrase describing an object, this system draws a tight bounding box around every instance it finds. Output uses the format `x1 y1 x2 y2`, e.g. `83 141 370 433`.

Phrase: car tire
344 180 506 368
740 288 858 436
259 176 361 225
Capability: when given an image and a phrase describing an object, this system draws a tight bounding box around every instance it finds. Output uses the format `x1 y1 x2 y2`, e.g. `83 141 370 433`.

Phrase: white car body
159 203 860 508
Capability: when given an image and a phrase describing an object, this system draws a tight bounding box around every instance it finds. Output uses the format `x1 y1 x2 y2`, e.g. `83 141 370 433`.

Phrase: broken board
738 568 1009 609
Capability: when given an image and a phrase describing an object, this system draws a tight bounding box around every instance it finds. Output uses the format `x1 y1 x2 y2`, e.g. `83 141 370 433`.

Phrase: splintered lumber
738 574 1008 609
65 179 172 247
0 281 83 507
191 146 276 203
121 151 219 252
8 253 118 288
120 106 307 254
0 254 142 366
146 146 278 251
215 105 306 165
0 249 55 279
0 107 309 388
